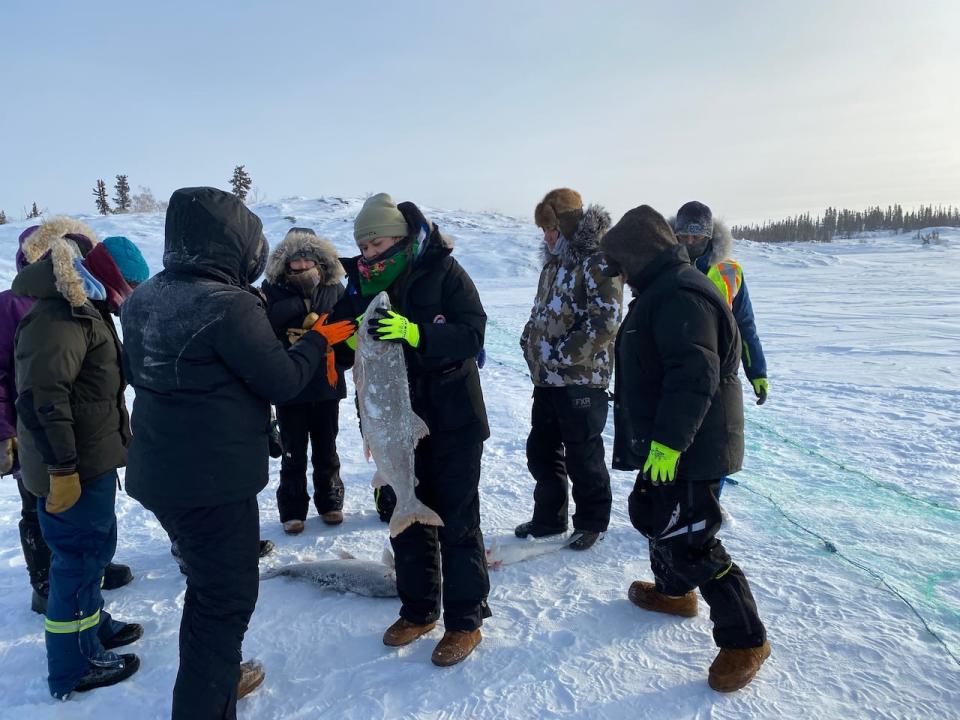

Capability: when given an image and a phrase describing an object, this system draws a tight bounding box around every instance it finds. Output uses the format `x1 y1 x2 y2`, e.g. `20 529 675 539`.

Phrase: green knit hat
354 193 409 244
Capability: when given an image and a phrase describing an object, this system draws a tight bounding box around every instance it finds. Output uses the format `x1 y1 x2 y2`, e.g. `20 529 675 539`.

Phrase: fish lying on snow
260 550 398 598
354 291 443 538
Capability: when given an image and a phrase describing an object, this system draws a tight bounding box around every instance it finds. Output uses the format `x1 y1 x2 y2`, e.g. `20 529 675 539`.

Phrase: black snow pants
276 400 343 521
628 477 767 649
391 438 491 632
18 470 51 593
525 385 612 532
150 498 260 720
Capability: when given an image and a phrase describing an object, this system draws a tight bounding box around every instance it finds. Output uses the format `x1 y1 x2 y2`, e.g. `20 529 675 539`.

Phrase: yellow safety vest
706 260 743 308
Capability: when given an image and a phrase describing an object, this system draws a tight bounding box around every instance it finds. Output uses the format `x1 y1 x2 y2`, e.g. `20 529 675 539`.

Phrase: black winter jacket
121 187 328 508
261 279 347 404
612 245 744 481
331 201 490 447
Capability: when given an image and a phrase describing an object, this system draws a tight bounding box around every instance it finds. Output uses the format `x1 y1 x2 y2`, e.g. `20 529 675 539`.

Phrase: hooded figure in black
261 227 348 531
121 187 354 719
330 193 490 667
600 205 770 694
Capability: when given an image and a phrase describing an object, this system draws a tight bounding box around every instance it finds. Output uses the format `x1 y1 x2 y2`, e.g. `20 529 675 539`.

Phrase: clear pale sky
2 0 958 225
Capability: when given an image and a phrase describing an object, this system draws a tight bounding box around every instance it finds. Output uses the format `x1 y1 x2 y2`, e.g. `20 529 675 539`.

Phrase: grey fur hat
264 227 345 285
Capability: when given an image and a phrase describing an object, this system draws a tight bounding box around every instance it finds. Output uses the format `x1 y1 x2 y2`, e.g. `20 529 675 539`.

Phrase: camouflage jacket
521 205 623 388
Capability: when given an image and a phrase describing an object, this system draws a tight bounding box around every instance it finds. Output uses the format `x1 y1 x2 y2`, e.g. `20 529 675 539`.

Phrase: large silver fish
354 291 443 537
260 550 398 598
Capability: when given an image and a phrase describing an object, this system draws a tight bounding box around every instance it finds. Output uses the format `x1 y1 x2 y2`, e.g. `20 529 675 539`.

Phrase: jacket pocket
425 361 487 434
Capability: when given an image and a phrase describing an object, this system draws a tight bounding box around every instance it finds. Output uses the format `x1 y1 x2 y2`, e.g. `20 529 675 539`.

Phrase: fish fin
388 501 444 538
363 436 371 461
484 537 502 570
381 547 395 569
411 412 430 446
371 469 389 488
336 550 356 560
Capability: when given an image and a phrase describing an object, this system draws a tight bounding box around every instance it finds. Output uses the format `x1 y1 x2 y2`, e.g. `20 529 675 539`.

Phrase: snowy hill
0 200 958 719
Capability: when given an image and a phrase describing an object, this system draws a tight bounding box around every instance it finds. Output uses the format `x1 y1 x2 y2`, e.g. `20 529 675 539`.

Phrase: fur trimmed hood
541 204 612 267
667 215 733 265
264 229 345 286
12 237 92 308
22 216 98 265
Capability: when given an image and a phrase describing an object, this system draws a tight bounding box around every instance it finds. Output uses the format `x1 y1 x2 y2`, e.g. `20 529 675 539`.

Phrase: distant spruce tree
0 211 7 225
731 203 960 243
27 202 41 219
94 179 112 215
113 174 132 213
230 165 252 202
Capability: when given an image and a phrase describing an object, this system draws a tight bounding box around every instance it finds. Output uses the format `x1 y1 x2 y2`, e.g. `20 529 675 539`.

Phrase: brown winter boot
282 520 304 535
237 660 265 699
708 641 771 692
382 618 437 647
431 629 481 667
321 510 344 526
628 581 698 618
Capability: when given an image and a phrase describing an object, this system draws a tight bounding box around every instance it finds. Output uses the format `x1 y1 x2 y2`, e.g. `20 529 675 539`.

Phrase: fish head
358 291 393 359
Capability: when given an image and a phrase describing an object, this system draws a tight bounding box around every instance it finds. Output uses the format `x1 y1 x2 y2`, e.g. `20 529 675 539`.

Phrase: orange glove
309 314 356 387
310 314 357 346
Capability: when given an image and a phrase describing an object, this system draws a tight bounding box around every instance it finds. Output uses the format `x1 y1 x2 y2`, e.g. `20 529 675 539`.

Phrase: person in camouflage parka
516 189 623 550
520 201 622 388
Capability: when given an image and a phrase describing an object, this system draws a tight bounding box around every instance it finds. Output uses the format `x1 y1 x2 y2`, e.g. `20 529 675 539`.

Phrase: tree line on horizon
0 166 255 224
731 204 960 243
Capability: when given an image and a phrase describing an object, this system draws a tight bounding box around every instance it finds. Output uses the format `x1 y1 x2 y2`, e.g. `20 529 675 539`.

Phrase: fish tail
389 501 444 537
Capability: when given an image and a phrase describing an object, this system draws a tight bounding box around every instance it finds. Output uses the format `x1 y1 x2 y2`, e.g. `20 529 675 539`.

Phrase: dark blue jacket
694 248 767 381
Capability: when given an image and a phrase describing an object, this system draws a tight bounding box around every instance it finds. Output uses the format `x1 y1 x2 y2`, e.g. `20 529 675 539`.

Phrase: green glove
369 308 420 348
643 441 681 485
345 314 365 350
751 377 769 405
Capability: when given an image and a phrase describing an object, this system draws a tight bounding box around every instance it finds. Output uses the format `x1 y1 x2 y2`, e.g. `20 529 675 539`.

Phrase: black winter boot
565 529 603 551
31 581 48 615
514 520 567 539
258 540 275 558
103 562 133 591
70 654 141 696
102 623 144 650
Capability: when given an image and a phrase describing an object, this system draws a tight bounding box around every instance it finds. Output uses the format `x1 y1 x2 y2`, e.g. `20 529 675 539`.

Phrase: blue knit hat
675 201 713 239
102 236 149 283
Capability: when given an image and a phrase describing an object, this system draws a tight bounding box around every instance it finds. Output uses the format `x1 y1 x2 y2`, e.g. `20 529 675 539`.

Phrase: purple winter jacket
0 228 41 445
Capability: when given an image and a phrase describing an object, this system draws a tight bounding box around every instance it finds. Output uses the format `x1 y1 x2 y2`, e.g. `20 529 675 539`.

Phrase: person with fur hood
261 227 348 533
516 188 623 551
600 205 770 693
11 218 149 699
1 223 138 617
672 201 769 405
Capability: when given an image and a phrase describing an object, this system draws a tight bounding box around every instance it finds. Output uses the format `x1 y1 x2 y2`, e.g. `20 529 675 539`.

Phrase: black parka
121 188 328 509
331 201 489 447
612 245 744 480
261 280 347 404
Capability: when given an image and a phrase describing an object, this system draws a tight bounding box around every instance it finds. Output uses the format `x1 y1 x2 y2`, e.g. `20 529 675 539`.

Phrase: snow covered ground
0 198 957 719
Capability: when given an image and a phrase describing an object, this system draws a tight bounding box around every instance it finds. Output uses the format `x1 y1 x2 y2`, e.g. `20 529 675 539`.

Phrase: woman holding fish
331 193 491 667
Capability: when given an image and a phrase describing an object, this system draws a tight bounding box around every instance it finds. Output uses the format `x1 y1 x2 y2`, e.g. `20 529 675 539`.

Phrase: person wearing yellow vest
673 201 769 405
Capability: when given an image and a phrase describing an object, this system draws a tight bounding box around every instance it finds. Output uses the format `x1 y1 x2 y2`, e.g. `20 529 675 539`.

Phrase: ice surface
0 201 957 718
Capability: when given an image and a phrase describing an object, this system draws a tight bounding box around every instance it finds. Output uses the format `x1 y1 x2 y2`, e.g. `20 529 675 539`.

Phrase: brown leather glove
46 472 82 513
286 312 323 346
1 437 16 475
